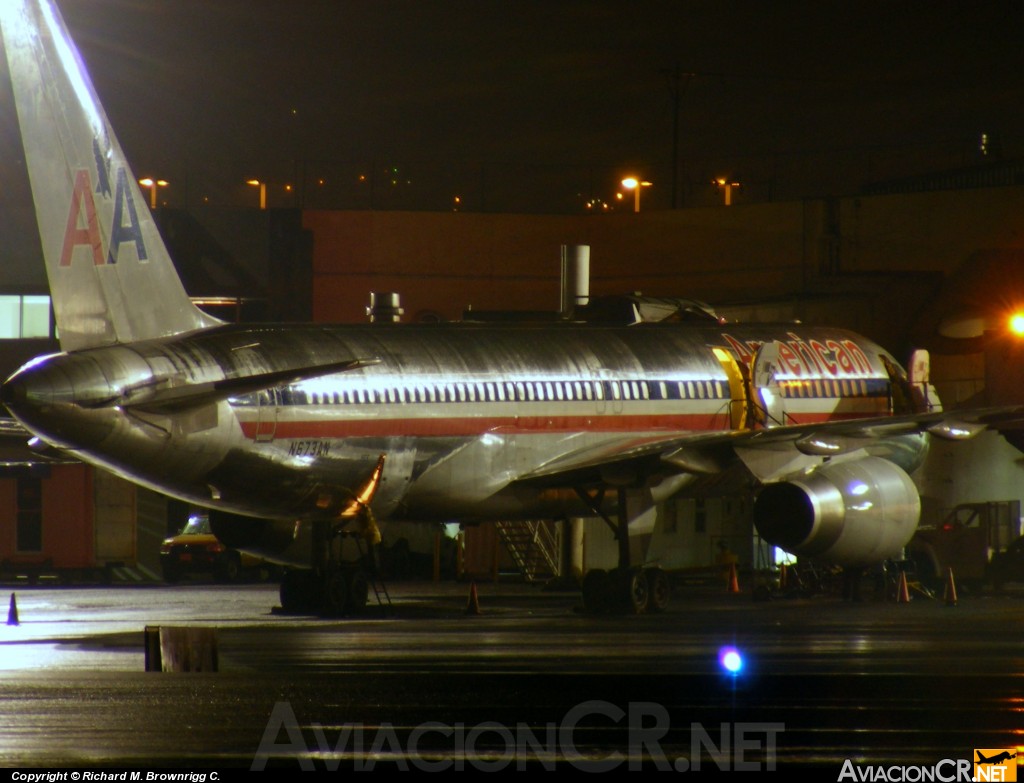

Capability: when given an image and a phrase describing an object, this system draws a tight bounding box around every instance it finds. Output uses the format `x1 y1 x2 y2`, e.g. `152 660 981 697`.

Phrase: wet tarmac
1 580 1022 774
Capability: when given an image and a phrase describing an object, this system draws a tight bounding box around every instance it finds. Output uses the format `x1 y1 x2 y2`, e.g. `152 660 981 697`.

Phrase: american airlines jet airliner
0 0 1009 614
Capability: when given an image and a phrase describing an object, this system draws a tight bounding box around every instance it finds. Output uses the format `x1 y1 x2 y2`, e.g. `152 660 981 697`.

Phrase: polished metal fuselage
2 320 896 523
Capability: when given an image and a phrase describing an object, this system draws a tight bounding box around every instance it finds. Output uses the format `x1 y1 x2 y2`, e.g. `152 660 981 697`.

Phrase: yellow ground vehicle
160 515 270 583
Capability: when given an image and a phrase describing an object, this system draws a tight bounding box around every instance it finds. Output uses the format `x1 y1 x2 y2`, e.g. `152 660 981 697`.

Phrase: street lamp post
714 177 740 206
138 178 168 209
247 179 267 210
621 177 652 213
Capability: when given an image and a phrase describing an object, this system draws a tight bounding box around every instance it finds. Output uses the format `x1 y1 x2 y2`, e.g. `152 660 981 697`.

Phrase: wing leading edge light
0 0 1011 614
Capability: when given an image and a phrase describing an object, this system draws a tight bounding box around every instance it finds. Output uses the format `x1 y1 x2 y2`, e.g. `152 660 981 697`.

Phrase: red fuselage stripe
238 411 877 439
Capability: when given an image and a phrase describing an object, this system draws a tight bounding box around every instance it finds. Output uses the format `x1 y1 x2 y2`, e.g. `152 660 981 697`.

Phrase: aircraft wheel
581 569 610 614
346 569 370 614
619 568 649 614
645 567 670 613
161 564 181 584
216 553 241 583
325 572 350 616
280 569 317 614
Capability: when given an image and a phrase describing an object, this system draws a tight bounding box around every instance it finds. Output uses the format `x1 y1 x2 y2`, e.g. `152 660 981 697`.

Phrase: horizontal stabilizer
82 358 380 414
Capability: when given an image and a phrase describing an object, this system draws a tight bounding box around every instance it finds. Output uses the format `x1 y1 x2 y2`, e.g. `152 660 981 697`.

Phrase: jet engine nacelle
209 510 310 568
753 456 920 566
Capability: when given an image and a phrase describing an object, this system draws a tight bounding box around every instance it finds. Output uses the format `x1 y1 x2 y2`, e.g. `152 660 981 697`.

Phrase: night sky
24 0 1018 212
0 0 1022 256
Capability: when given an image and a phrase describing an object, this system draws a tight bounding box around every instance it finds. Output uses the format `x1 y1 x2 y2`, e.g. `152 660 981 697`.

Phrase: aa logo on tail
60 137 148 267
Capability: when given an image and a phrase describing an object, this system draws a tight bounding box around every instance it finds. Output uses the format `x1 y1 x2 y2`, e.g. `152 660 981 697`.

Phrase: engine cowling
209 510 310 567
753 456 920 566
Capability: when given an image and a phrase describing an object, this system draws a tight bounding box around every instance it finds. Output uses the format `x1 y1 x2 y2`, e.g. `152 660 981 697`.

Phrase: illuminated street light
620 177 652 213
1009 312 1024 336
246 179 267 210
138 177 169 209
714 177 740 206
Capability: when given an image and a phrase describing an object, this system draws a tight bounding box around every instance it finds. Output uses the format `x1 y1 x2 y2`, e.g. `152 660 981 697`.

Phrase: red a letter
59 170 104 267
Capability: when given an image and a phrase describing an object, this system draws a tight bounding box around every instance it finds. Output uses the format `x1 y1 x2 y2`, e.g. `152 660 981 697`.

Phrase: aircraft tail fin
0 0 221 352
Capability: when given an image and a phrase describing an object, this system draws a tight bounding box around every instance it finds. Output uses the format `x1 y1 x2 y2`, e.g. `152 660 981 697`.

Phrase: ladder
494 520 559 583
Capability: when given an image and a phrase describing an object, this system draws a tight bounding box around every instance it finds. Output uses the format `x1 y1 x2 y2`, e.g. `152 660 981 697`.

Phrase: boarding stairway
495 520 559 583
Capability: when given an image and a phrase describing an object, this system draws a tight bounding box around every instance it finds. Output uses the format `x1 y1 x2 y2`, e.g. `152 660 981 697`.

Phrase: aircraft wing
512 406 1024 489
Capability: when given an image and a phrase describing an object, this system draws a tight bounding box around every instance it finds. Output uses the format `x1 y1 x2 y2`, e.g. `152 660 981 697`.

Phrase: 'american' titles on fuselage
723 332 872 378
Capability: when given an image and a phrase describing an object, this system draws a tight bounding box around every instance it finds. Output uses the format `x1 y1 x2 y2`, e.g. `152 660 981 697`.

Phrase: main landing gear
279 456 390 617
581 565 670 614
278 516 387 617
279 561 372 616
575 486 671 615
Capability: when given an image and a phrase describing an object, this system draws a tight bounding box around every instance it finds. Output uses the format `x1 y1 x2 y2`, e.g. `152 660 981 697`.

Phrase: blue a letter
107 167 148 264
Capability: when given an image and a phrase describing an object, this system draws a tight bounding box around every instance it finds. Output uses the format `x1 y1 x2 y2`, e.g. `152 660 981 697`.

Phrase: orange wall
304 206 807 323
0 465 94 568
304 187 1024 333
0 479 16 560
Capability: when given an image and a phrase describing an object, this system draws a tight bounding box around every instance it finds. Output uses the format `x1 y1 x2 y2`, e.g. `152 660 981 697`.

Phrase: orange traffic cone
896 571 910 603
727 563 741 594
943 567 958 607
465 581 481 615
7 593 18 626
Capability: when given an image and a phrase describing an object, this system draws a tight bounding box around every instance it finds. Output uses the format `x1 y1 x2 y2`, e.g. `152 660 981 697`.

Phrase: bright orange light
1010 313 1024 335
621 177 639 189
